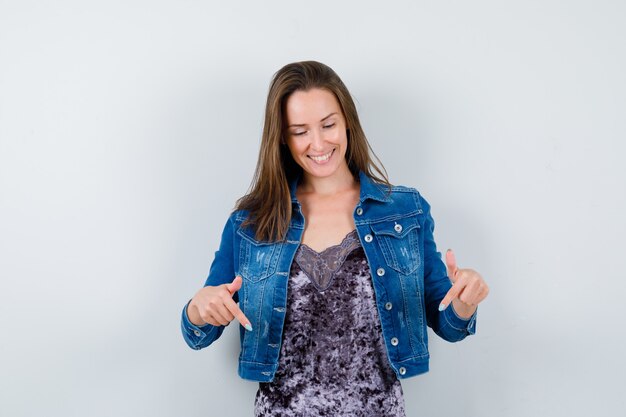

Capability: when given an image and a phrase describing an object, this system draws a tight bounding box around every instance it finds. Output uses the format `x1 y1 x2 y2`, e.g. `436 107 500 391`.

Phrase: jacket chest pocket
370 217 421 275
237 228 281 283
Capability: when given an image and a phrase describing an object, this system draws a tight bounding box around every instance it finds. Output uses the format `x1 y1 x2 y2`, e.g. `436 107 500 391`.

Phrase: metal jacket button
399 367 407 375
394 223 403 233
376 267 385 276
391 337 399 346
385 302 393 310
364 234 373 243
356 207 363 215
193 329 201 337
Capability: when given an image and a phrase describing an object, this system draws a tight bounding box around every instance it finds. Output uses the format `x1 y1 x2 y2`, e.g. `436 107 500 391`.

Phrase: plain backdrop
1 1 625 416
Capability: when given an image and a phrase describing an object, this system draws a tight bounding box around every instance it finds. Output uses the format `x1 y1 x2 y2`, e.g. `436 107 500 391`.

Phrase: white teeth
309 150 333 162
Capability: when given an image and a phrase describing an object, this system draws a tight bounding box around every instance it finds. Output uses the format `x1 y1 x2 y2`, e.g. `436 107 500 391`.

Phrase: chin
302 161 345 179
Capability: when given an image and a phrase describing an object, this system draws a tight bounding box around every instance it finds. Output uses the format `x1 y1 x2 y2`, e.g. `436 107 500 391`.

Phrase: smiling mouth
308 149 334 162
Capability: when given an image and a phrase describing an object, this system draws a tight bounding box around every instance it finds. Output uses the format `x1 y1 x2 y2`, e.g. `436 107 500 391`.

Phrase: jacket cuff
443 303 477 335
181 299 216 347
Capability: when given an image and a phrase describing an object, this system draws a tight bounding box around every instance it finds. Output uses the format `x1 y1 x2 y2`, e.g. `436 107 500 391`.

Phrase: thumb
226 275 243 295
446 249 459 282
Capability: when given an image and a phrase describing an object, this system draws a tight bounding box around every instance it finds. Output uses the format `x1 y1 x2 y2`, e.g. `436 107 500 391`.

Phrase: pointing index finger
223 297 253 332
439 280 465 311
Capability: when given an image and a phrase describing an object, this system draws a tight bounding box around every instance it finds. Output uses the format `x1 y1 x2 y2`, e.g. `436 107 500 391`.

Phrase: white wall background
1 1 624 416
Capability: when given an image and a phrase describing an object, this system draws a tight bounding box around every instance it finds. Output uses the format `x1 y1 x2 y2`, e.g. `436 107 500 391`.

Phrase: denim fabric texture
181 171 477 382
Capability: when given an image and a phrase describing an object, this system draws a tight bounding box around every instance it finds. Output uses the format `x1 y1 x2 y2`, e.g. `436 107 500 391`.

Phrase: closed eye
291 123 334 136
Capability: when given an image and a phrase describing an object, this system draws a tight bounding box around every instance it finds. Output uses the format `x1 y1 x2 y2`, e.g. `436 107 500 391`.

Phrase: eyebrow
288 112 337 128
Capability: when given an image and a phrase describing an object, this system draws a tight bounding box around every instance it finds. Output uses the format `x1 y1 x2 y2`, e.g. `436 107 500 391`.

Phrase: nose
309 128 325 151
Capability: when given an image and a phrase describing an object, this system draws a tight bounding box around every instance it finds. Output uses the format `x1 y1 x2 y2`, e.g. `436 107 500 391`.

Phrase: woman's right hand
187 276 253 331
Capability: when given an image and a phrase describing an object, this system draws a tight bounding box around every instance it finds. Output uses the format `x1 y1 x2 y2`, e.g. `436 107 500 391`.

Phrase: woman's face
284 88 350 181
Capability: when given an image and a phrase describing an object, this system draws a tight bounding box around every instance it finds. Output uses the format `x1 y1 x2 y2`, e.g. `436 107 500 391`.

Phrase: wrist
451 299 477 319
186 299 208 327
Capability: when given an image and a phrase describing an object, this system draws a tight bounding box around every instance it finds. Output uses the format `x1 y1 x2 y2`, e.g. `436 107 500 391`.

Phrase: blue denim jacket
181 171 477 382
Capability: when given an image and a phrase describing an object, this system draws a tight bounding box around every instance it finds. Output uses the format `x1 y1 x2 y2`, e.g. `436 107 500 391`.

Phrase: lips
308 149 334 162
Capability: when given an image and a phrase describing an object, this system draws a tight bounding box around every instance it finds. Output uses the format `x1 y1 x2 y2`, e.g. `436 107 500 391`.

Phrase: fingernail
244 323 253 331
438 303 447 311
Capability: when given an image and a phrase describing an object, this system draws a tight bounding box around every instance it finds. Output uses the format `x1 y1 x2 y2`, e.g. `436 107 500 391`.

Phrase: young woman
181 61 489 416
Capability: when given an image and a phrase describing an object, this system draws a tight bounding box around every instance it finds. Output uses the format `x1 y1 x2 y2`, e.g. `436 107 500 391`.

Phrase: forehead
285 88 342 123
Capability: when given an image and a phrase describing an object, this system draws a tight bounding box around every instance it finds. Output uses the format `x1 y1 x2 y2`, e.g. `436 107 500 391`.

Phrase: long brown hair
235 60 390 242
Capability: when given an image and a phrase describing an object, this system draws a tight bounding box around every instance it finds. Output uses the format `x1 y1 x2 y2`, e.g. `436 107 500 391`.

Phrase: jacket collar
357 170 392 203
288 170 392 204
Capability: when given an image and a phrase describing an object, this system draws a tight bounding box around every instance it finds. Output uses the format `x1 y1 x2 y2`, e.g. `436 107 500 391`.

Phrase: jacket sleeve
419 192 477 342
181 214 238 350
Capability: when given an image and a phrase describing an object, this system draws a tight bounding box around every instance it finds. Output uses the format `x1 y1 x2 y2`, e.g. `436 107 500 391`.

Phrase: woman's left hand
438 249 489 318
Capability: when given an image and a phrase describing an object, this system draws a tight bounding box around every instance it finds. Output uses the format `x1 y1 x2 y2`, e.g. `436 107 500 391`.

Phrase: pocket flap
370 216 420 238
237 225 273 246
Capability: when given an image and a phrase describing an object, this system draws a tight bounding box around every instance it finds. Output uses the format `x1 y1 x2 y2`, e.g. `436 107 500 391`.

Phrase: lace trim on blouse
295 229 360 291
